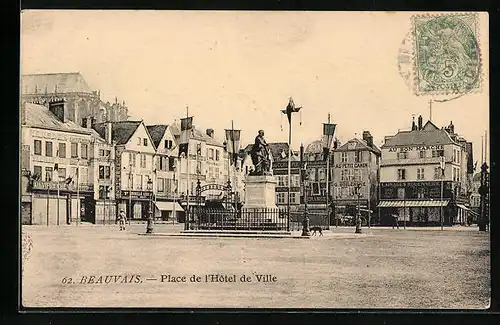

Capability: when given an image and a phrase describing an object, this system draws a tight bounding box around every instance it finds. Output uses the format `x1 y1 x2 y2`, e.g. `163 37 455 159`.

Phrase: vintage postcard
20 10 490 309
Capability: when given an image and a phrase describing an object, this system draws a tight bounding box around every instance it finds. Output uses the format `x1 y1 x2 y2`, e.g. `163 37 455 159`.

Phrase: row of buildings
20 72 481 226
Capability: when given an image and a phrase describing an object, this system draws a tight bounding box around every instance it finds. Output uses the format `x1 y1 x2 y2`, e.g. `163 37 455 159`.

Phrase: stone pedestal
242 174 277 210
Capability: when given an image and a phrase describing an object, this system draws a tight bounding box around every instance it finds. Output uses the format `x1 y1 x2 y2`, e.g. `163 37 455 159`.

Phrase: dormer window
143 138 148 146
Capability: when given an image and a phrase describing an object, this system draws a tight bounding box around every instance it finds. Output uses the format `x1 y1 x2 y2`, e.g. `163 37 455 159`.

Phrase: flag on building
179 116 193 158
440 156 445 175
322 123 336 161
225 128 241 165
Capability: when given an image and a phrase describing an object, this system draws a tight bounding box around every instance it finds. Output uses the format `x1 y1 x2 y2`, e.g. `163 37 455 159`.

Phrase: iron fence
188 206 289 231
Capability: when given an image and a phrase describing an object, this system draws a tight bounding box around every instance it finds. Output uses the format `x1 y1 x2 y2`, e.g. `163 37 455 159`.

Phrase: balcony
381 157 451 166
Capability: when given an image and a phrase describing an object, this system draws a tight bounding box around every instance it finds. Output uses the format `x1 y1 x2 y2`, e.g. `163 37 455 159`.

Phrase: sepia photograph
20 10 490 309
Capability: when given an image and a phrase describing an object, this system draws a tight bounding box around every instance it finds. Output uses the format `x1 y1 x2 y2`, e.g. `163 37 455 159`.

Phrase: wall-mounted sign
334 163 368 169
333 182 366 187
387 145 444 152
121 190 153 200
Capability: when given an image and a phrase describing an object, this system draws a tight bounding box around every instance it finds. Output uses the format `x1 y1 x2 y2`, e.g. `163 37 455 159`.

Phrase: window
196 161 202 174
45 141 53 157
58 143 66 158
341 169 348 181
165 140 173 149
355 151 362 163
157 178 165 192
318 169 326 181
34 140 42 155
45 167 53 181
99 166 111 179
128 174 134 189
419 151 425 158
341 152 348 163
278 176 284 187
348 169 354 181
143 138 148 146
433 149 444 157
277 193 286 204
58 168 66 180
216 150 220 161
417 168 425 180
397 151 407 159
137 175 143 190
33 166 42 179
429 187 439 197
130 152 136 167
71 143 78 158
209 148 214 160
289 193 296 204
81 144 88 159
397 187 406 199
397 168 406 180
99 149 105 157
138 137 142 145
453 150 457 163
354 169 363 181
434 167 443 179
99 186 110 199
140 154 146 168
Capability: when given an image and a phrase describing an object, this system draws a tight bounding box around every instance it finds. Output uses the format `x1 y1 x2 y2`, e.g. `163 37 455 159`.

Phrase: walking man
119 210 126 231
392 214 400 229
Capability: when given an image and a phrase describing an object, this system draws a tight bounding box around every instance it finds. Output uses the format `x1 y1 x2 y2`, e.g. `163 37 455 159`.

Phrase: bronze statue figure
250 130 271 175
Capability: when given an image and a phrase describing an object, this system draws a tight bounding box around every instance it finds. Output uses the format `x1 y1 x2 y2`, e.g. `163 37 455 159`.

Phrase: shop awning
155 201 184 212
377 200 449 208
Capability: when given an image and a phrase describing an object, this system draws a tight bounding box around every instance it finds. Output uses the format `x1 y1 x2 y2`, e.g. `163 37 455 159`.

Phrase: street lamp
301 161 310 237
146 177 154 234
355 183 362 234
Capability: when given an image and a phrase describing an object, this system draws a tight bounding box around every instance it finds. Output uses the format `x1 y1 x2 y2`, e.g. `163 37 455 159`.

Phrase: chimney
418 115 423 130
362 131 373 147
449 121 455 134
105 121 112 144
206 128 214 138
48 99 66 123
412 116 417 131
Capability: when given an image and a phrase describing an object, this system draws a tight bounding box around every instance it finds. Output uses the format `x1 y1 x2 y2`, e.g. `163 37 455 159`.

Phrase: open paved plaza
21 223 490 309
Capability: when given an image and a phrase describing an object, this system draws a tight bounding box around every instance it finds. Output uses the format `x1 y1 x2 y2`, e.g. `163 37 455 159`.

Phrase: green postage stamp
412 13 482 96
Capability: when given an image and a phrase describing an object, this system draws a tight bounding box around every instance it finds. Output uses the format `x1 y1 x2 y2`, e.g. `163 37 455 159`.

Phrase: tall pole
403 182 406 230
287 113 292 233
185 106 190 231
485 130 488 164
429 99 433 122
47 188 50 227
57 171 60 226
481 136 484 164
326 113 331 230
76 165 80 226
173 164 176 225
440 156 444 230
368 182 371 228
129 161 132 224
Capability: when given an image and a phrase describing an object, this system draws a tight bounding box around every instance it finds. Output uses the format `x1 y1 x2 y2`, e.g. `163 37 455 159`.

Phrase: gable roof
170 121 225 147
336 138 381 155
93 121 142 145
22 102 93 136
146 125 169 149
21 72 93 95
381 127 455 148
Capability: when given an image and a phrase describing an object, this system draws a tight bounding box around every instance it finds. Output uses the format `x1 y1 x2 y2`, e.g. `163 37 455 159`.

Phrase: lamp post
146 177 154 234
355 183 362 234
440 156 445 231
301 160 310 237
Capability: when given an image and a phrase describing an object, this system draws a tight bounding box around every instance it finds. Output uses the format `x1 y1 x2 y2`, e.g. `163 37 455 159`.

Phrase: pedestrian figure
392 214 399 229
118 210 126 231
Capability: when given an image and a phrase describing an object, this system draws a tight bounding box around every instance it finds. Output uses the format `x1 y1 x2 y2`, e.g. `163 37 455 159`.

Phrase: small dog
310 226 323 236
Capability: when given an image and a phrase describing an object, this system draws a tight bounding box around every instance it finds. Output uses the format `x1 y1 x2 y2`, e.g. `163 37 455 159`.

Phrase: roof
93 121 141 145
305 140 323 154
21 72 93 95
336 137 381 155
146 125 169 149
22 102 94 136
382 122 455 148
170 121 225 147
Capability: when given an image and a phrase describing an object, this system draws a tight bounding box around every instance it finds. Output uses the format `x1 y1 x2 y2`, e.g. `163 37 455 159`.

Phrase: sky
20 10 490 164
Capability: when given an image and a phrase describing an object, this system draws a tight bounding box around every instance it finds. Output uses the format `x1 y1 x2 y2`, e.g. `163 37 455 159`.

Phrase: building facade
21 100 111 225
331 132 380 223
93 121 156 220
377 117 473 226
147 124 183 221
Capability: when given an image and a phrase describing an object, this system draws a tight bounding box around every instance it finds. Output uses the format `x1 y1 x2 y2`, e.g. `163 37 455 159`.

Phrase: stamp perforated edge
410 12 483 97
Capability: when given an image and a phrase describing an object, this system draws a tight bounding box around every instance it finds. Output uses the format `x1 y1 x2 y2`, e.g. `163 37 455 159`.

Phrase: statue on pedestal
250 130 272 176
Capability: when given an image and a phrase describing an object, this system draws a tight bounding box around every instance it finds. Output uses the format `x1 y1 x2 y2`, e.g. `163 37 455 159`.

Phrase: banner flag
179 116 193 157
322 123 337 161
